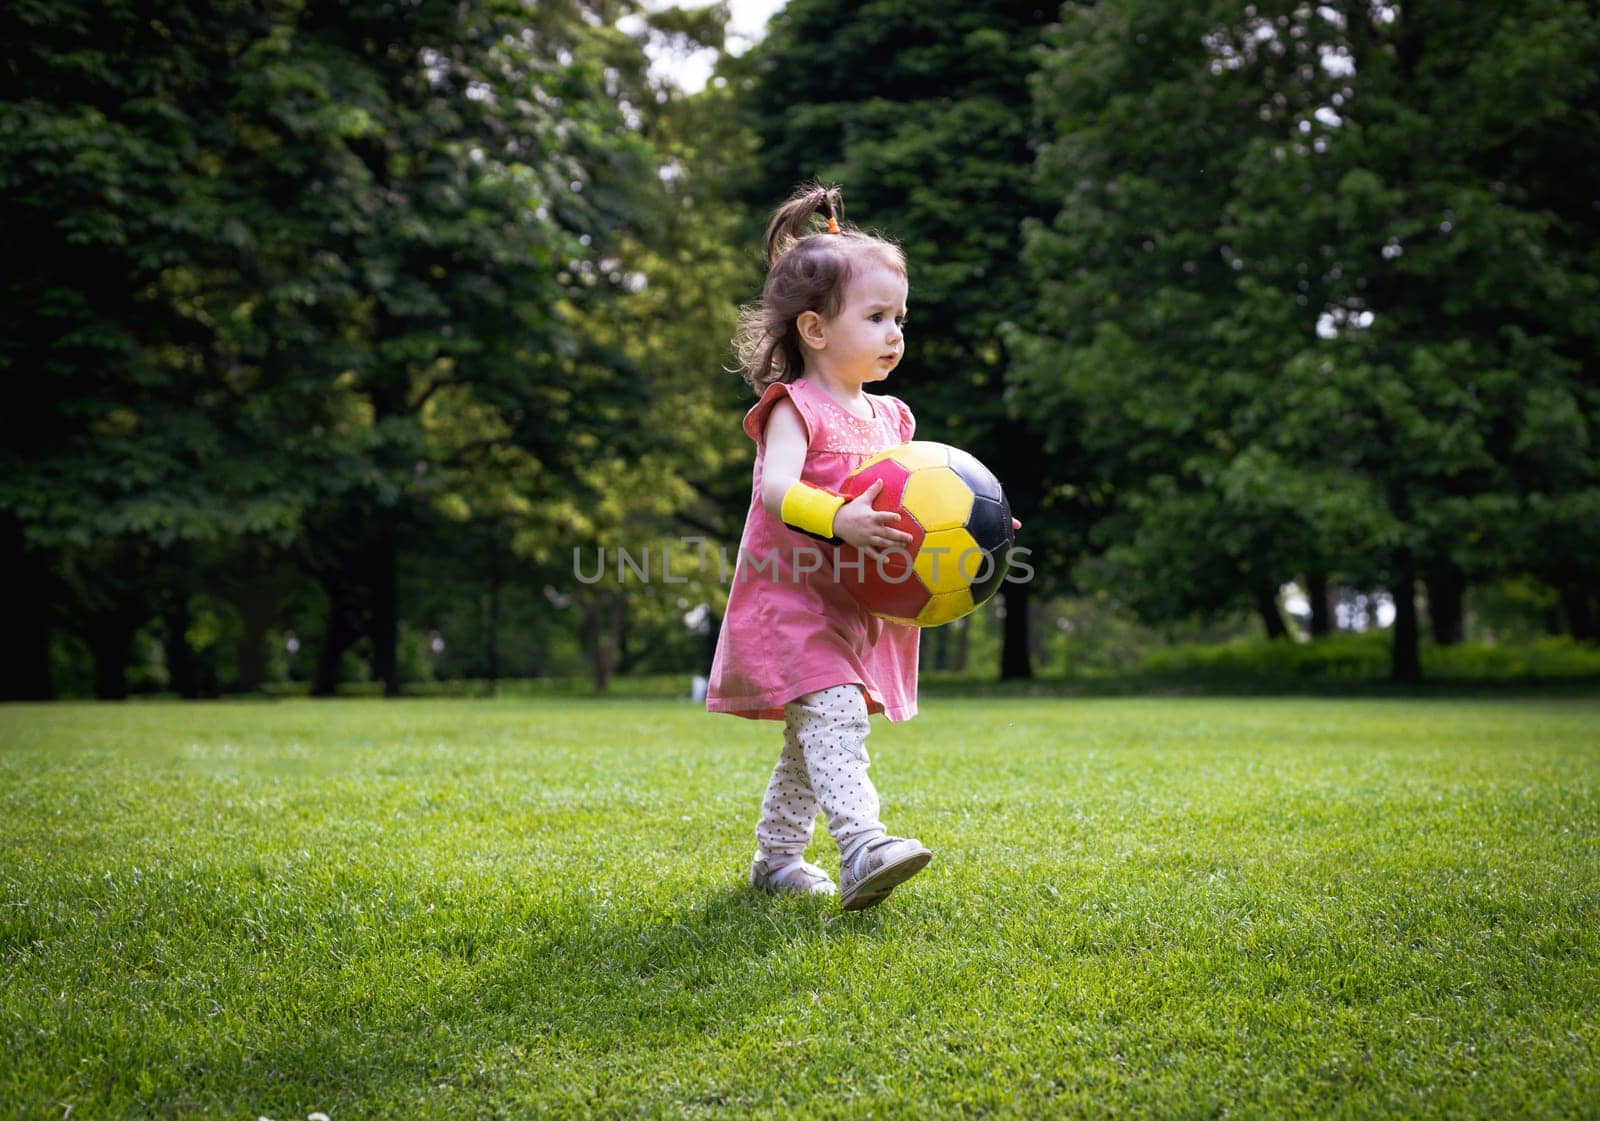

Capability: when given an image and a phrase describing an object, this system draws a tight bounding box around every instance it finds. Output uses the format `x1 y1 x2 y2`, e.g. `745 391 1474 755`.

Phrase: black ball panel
966 494 1013 607
946 447 1004 502
965 492 1013 553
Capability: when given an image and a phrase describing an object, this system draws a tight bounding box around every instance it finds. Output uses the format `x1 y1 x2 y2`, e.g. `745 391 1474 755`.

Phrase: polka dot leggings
755 684 886 866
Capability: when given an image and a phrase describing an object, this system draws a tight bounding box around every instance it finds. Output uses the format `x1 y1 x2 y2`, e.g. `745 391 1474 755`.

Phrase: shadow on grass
206 883 874 1107
32 868 902 1114
473 881 895 1047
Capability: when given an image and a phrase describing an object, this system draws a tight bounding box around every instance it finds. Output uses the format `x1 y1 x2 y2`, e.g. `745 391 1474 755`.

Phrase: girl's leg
785 684 886 863
753 713 821 863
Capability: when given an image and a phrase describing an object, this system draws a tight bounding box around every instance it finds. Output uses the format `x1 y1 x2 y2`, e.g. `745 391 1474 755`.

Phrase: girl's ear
796 310 827 351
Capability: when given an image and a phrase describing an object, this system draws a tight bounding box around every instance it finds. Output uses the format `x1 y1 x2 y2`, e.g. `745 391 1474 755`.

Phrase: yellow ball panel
855 446 902 472
885 441 952 472
916 590 977 627
914 526 983 595
902 465 975 531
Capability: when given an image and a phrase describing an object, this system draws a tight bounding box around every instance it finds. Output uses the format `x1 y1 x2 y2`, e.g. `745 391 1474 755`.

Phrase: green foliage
1137 632 1600 686
1 0 755 694
3 0 302 546
1012 0 1600 673
736 1 1069 604
10 0 1598 693
1426 635 1600 682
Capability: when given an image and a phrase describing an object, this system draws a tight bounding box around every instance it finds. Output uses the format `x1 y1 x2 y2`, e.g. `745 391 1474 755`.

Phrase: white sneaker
839 836 932 911
750 856 838 897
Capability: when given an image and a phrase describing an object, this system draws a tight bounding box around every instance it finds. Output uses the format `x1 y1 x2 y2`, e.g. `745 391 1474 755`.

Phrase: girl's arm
760 399 913 555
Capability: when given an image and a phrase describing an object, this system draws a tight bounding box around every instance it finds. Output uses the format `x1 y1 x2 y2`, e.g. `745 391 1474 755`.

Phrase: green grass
2 697 1597 1119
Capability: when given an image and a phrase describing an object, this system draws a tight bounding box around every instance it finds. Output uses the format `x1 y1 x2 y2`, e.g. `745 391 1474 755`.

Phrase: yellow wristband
780 481 846 541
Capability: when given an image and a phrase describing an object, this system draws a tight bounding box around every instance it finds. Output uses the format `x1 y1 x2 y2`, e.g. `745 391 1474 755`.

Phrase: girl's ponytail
764 182 844 266
733 182 904 394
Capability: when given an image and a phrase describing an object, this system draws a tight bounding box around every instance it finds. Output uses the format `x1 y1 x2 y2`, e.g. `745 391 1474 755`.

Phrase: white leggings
755 684 886 864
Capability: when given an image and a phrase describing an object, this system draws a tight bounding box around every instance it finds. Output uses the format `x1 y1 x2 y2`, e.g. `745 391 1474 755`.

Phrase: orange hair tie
826 214 840 234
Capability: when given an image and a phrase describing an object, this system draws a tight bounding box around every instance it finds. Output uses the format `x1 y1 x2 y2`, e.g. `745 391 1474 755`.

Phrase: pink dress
707 378 920 722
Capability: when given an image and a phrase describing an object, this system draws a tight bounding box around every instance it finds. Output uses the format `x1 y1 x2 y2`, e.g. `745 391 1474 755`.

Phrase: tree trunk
1 517 54 700
581 594 623 691
1389 550 1422 684
370 523 400 697
702 607 722 678
1000 584 1033 680
1254 581 1289 640
313 580 361 697
485 539 502 685
87 616 140 700
609 599 626 684
1561 585 1597 641
953 616 970 673
1426 563 1466 645
163 594 201 699
617 598 642 676
1544 604 1564 637
1306 571 1332 637
233 591 275 694
581 596 604 691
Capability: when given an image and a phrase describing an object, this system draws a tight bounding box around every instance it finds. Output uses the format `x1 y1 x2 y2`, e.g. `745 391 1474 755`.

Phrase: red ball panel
839 458 911 510
835 457 931 619
835 525 928 616
849 552 931 621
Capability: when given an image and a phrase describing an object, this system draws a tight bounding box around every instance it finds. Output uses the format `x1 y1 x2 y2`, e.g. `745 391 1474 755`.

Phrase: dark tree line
1 0 742 699
732 0 1596 682
4 0 1595 698
1009 0 1598 681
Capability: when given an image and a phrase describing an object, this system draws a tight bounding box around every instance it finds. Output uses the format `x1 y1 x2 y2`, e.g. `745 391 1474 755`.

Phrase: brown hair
733 182 906 393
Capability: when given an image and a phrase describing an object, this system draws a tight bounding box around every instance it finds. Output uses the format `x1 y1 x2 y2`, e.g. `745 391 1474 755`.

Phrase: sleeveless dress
707 377 920 722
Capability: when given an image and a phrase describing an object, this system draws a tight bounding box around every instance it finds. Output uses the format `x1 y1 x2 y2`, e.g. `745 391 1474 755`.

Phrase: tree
412 7 759 691
1012 0 1600 680
623 63 763 675
734 0 1059 678
229 1 667 696
1 1 666 696
2 0 314 696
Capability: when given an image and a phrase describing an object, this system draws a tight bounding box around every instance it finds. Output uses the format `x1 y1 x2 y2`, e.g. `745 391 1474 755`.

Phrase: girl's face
817 262 908 386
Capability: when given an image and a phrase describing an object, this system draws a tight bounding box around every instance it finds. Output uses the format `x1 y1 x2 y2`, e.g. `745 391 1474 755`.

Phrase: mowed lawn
1 697 1596 1119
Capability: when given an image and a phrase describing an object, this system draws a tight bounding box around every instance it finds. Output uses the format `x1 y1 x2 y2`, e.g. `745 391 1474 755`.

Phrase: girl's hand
834 480 915 557
1013 518 1022 530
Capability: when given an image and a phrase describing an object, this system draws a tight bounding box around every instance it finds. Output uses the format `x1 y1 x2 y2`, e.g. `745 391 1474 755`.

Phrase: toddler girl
707 183 931 910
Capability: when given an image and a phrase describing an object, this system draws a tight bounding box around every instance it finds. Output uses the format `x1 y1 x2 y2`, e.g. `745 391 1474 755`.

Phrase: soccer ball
836 441 1014 627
